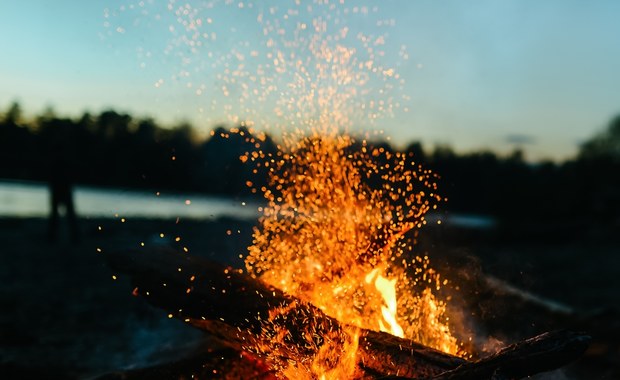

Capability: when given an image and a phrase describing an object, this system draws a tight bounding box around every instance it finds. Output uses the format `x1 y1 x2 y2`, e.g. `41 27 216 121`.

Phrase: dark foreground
0 216 618 379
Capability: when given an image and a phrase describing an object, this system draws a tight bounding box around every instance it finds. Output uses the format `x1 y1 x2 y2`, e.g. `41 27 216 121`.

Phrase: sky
1 0 619 161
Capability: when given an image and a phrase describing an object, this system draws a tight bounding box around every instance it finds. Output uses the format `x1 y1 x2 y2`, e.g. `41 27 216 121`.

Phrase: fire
365 268 404 338
111 0 465 376
242 129 463 377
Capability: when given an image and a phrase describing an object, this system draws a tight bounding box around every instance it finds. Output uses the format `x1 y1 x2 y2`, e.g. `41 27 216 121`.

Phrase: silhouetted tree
0 101 38 179
199 126 277 196
405 141 426 163
579 115 620 162
6 102 23 122
574 115 620 225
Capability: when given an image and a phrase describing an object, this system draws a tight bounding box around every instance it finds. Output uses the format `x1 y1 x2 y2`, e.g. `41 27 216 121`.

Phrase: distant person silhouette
47 146 80 243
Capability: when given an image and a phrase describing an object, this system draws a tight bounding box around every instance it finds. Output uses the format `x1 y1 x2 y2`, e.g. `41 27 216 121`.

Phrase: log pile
105 247 590 379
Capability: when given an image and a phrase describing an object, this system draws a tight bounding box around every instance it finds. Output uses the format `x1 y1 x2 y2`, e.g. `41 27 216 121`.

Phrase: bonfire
101 1 589 378
105 128 589 379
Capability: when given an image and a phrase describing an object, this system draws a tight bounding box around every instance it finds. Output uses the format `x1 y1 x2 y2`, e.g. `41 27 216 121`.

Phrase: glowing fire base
105 247 590 380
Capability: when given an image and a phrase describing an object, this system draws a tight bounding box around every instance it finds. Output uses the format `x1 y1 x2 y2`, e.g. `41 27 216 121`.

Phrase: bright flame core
365 268 404 338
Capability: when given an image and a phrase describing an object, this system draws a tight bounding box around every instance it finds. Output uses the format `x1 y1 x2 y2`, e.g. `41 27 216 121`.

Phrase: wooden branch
426 330 590 380
105 247 589 379
106 247 464 378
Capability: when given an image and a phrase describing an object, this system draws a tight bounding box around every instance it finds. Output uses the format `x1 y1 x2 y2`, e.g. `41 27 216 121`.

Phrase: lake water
0 180 495 228
0 180 260 219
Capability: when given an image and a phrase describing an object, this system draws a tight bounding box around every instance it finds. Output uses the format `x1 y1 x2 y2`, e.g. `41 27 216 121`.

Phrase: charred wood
106 247 589 379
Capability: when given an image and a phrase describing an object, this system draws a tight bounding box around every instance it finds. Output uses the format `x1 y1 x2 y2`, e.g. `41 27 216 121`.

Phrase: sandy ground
0 216 618 379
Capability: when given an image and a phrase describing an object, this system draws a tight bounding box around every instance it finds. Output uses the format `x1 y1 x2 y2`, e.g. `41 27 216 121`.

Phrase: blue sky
1 0 619 161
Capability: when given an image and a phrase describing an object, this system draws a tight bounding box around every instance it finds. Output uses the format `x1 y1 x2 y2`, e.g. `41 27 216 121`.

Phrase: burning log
106 247 589 379
409 330 591 380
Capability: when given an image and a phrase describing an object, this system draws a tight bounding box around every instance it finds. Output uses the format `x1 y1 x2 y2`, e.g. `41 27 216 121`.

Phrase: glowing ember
233 0 461 376
242 130 461 377
109 0 464 377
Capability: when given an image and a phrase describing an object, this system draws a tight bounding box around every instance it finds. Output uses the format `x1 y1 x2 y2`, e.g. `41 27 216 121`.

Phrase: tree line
0 102 277 195
1 102 618 231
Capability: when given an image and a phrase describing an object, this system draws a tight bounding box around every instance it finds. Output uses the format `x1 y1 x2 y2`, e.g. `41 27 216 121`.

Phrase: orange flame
365 268 404 338
213 1 462 376
242 131 463 378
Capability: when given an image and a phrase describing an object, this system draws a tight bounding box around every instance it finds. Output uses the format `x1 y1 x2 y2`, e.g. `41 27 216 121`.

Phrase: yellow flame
242 131 463 378
365 268 404 338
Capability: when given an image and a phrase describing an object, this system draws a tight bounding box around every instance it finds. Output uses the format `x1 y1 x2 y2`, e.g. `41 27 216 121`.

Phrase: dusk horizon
1 0 619 162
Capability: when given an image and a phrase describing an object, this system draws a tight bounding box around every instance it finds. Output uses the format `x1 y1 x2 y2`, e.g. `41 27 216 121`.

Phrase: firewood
425 330 590 380
105 247 589 379
106 247 463 378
